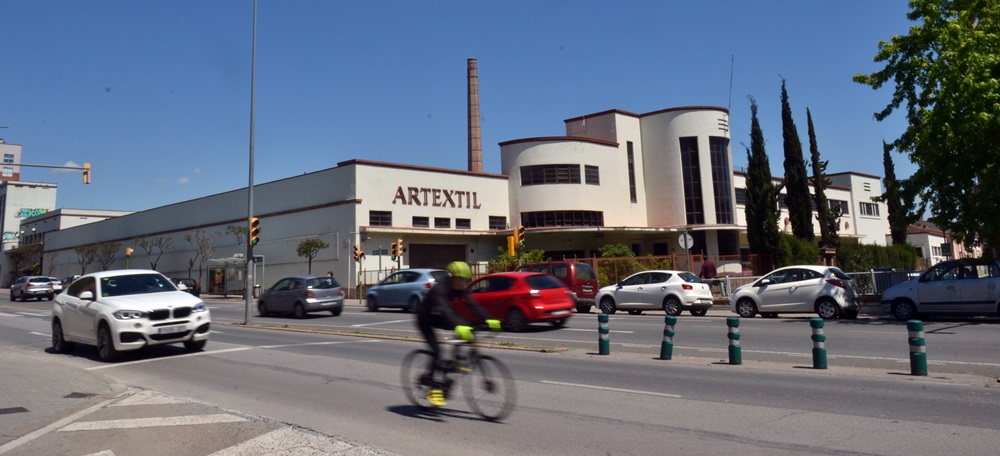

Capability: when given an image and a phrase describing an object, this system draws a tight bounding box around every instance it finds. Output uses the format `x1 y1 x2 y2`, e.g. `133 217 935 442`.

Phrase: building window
735 188 747 205
520 164 581 186
829 199 849 215
488 216 507 230
859 202 880 217
456 218 471 229
435 217 451 228
522 211 604 228
627 142 637 203
369 211 392 226
412 216 429 228
1 167 12 177
680 137 705 224
584 165 599 185
3 154 14 164
932 246 943 257
710 137 733 224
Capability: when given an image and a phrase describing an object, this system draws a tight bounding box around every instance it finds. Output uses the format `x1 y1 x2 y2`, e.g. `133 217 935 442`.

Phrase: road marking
30 331 49 337
351 319 410 328
562 328 634 334
111 390 188 407
0 390 121 454
260 339 382 349
17 311 50 317
208 426 353 455
0 311 22 317
83 451 116 456
86 347 254 371
541 380 682 398
59 414 247 431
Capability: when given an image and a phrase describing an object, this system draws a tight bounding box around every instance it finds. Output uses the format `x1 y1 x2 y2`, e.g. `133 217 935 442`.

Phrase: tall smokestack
467 58 483 173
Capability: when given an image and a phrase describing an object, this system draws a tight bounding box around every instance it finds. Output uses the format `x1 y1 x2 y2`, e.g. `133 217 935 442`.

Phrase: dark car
516 262 599 313
11 276 55 301
364 269 449 312
458 272 574 332
171 278 201 297
257 275 344 318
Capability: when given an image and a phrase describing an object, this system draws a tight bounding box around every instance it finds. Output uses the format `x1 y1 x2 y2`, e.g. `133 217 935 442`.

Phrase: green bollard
660 315 677 360
810 318 828 369
907 320 927 376
726 316 742 365
598 313 610 355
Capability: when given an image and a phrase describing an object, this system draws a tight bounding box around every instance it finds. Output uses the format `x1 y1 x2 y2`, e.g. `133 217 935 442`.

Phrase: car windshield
308 277 340 289
677 272 701 282
100 273 177 297
28 277 49 284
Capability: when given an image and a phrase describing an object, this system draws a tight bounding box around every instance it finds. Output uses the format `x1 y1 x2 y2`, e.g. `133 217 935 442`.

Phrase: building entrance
408 244 466 269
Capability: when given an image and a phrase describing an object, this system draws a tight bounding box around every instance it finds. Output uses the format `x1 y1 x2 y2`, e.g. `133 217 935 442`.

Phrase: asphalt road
3 297 999 455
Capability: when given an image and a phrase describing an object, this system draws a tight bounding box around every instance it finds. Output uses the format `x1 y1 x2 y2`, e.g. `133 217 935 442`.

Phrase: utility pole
244 0 258 325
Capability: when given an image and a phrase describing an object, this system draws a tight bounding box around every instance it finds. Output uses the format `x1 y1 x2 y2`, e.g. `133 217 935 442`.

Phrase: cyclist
415 260 500 407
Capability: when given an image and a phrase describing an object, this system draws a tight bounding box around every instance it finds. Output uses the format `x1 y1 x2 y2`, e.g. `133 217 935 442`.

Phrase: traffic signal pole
244 0 258 326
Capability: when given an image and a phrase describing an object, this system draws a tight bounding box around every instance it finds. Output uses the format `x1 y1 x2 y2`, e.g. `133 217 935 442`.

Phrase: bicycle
400 333 517 421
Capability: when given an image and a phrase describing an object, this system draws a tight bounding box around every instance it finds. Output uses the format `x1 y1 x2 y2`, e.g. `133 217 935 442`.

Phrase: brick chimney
467 58 483 173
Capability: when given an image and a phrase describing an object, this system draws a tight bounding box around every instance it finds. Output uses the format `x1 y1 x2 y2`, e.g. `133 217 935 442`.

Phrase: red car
459 272 574 332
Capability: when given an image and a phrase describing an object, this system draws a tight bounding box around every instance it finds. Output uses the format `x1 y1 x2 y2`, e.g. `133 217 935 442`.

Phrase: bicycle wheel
462 354 517 421
400 349 436 409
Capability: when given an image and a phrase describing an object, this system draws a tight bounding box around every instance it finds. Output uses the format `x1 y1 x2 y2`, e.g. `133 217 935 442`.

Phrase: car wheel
366 296 378 312
575 304 592 313
505 308 527 332
892 300 917 321
47 295 54 301
406 296 421 313
19 293 26 302
662 296 682 316
816 299 840 319
735 298 758 318
184 339 206 352
52 320 76 354
690 309 708 317
626 309 643 316
598 296 617 315
550 318 567 328
258 301 270 317
97 324 119 362
293 303 306 319
330 307 342 317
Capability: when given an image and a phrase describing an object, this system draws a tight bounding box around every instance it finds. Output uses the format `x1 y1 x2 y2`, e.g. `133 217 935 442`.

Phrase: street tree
296 238 329 274
96 242 122 271
133 235 173 270
10 244 43 277
878 141 918 245
744 96 783 258
226 225 248 258
780 79 814 241
185 229 218 288
807 108 841 249
854 0 1000 256
74 244 98 275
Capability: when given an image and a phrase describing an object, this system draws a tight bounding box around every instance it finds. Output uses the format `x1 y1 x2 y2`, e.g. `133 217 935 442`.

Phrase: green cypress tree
745 96 783 257
807 108 840 248
780 79 814 241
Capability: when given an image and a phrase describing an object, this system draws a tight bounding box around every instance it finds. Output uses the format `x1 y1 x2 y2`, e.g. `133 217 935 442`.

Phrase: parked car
365 269 449 312
516 262 599 313
51 269 211 362
48 277 64 294
458 272 574 332
11 276 55 301
258 275 344 318
730 265 860 319
595 270 714 316
881 258 1000 321
170 278 201 297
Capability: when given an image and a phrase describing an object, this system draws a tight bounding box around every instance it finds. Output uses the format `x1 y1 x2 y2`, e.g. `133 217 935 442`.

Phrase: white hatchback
730 265 860 319
595 270 714 316
52 269 211 362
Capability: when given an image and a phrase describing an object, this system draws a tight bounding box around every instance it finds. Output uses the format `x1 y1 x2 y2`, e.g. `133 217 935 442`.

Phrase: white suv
881 259 1000 320
52 270 211 362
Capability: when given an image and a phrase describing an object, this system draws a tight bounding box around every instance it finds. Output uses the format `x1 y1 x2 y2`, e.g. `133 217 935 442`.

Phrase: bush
776 234 820 267
837 243 918 272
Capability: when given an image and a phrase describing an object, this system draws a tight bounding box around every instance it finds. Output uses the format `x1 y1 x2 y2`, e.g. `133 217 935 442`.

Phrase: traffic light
353 244 364 262
249 217 261 245
506 235 516 256
516 225 525 247
82 163 91 184
397 238 404 255
390 242 398 259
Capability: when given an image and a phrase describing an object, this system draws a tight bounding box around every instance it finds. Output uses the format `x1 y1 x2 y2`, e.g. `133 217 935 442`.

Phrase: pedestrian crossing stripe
59 414 248 431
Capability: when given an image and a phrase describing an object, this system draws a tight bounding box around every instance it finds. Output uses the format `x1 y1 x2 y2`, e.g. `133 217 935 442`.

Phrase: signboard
371 249 389 255
678 233 694 250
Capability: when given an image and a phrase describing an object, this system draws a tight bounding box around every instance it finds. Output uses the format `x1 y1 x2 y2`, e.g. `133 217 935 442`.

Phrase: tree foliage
226 225 248 258
96 242 122 271
744 96 784 256
877 141 918 245
296 238 329 274
780 79 814 241
776 233 819 267
133 235 173 270
10 243 43 277
854 0 1000 256
807 108 841 248
185 229 218 286
74 244 98 275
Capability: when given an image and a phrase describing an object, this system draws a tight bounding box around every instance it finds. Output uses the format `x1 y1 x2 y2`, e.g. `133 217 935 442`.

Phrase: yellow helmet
446 261 472 279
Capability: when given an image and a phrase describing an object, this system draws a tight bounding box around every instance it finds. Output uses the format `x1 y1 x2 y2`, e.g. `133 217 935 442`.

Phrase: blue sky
1 1 913 212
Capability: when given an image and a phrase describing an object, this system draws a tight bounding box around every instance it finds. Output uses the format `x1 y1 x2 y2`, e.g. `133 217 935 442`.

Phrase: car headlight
192 302 208 313
113 310 147 320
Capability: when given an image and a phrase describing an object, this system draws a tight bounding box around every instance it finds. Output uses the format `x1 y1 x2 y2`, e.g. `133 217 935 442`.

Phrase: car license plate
158 325 186 334
551 310 571 316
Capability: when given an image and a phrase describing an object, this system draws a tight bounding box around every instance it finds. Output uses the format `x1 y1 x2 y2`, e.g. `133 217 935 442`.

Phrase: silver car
365 269 449 312
730 265 860 319
11 276 55 301
595 270 714 316
258 275 344 318
881 258 1000 320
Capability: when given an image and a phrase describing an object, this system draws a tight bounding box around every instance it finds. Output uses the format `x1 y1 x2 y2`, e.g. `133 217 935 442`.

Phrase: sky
0 1 915 213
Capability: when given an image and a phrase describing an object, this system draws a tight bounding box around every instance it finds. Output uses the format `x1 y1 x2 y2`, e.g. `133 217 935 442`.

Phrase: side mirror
758 278 771 286
79 291 95 301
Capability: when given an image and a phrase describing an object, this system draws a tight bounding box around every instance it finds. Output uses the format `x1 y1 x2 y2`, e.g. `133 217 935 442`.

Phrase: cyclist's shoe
427 388 447 407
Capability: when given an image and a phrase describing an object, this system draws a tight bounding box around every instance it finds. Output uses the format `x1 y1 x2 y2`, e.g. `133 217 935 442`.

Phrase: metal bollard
659 315 677 360
727 316 742 365
907 320 927 376
598 313 610 355
810 318 828 369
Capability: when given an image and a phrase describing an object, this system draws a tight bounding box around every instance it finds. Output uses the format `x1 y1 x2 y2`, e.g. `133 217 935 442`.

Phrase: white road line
0 391 120 454
86 347 254 371
208 427 353 455
541 380 682 398
111 391 188 407
351 319 410 328
562 328 634 334
260 339 382 349
30 331 49 337
59 414 247 431
0 311 22 317
17 311 50 317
